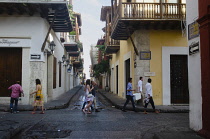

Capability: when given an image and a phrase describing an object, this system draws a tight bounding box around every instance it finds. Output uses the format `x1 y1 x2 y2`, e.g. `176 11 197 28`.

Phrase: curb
0 86 82 112
98 90 189 113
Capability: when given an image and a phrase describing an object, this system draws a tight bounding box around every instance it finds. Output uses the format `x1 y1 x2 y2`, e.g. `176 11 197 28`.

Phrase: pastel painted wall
150 30 188 105
109 39 135 98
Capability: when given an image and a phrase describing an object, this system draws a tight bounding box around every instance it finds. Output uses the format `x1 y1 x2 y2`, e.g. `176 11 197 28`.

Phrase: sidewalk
0 86 82 112
98 89 189 113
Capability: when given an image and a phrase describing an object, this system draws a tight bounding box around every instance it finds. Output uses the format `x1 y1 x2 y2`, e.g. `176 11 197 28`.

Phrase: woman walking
30 79 44 114
83 79 94 114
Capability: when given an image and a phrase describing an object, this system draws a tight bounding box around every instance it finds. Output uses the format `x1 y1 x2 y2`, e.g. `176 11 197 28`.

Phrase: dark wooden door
170 55 189 104
116 65 118 94
125 59 130 96
0 48 22 97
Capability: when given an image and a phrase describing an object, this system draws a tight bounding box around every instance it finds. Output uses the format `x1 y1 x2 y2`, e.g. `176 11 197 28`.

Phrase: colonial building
100 0 188 105
0 0 82 105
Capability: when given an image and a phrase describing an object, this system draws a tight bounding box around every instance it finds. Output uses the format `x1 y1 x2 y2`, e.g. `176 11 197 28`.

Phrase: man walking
8 81 24 113
144 78 159 114
138 77 143 104
122 78 136 112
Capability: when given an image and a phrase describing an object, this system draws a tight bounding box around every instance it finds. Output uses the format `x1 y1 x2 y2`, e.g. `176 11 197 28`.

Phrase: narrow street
0 87 201 139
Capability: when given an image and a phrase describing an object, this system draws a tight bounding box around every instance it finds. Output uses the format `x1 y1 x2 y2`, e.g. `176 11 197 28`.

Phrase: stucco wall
150 30 188 105
109 39 135 98
133 30 150 95
186 0 202 131
0 15 69 105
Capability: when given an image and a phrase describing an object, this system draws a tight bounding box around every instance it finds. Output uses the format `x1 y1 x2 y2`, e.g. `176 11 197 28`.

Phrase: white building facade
186 0 202 131
0 1 74 105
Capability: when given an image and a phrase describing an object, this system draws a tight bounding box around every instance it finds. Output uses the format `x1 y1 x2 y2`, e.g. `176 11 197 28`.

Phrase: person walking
8 81 24 113
30 79 44 114
144 78 159 114
91 81 100 112
122 78 136 112
138 76 144 105
82 79 94 114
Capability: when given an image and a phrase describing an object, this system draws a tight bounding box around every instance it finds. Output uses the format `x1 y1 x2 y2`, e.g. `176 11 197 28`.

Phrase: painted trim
162 46 188 105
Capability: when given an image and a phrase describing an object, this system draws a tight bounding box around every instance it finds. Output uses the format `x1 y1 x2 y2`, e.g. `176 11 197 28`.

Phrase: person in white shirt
138 77 144 104
144 78 159 114
138 77 143 93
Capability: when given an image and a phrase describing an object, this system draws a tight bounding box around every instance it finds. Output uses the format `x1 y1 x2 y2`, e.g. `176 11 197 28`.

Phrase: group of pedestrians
82 79 100 114
8 79 44 114
122 77 159 114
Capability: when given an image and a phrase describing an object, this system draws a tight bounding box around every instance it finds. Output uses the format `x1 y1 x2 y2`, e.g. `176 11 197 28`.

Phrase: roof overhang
69 51 80 57
0 1 72 32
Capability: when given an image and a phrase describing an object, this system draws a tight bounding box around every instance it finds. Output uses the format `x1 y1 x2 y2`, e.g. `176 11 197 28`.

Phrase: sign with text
0 38 31 47
31 54 41 60
140 51 151 60
144 72 155 77
188 21 199 40
189 42 199 55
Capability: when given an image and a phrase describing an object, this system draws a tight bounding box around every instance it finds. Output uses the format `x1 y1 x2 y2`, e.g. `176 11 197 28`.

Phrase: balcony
111 2 186 40
0 1 72 32
105 37 120 54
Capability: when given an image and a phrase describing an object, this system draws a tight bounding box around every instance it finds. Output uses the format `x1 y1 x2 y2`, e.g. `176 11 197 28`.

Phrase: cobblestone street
0 87 203 139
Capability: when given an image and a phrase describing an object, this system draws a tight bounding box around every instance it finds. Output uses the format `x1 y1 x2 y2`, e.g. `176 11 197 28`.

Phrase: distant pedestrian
30 79 44 114
91 81 100 112
144 78 159 114
82 79 94 114
8 81 24 113
122 78 136 112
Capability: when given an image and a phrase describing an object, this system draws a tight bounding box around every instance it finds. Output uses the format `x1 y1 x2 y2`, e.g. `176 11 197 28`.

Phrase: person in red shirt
8 81 24 113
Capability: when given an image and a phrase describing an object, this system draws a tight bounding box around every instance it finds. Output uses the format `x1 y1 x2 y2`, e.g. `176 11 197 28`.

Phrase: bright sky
73 0 110 79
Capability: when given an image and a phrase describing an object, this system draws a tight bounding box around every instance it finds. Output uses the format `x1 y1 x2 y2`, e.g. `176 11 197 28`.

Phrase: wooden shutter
59 62 61 87
53 57 57 89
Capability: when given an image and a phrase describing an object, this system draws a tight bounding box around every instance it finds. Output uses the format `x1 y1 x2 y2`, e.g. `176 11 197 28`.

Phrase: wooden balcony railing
112 2 186 32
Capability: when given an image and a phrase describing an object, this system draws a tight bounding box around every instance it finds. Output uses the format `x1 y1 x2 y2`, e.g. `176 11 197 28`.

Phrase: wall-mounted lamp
58 55 70 67
49 41 56 54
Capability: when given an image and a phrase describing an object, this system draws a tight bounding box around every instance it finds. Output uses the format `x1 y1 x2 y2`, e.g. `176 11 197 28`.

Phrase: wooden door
125 59 130 96
116 65 119 94
0 48 22 97
170 55 189 104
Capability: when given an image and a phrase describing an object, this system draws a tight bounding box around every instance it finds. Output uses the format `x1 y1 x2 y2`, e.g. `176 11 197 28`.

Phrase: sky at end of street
73 0 111 79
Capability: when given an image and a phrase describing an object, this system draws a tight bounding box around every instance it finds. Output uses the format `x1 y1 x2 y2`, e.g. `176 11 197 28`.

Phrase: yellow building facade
109 30 187 105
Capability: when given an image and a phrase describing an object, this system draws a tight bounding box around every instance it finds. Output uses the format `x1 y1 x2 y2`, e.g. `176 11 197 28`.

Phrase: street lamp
62 55 66 62
49 41 56 54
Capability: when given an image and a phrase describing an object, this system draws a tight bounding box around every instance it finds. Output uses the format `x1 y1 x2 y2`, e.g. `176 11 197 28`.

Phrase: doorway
170 55 189 104
116 65 118 94
125 59 130 96
0 48 22 97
